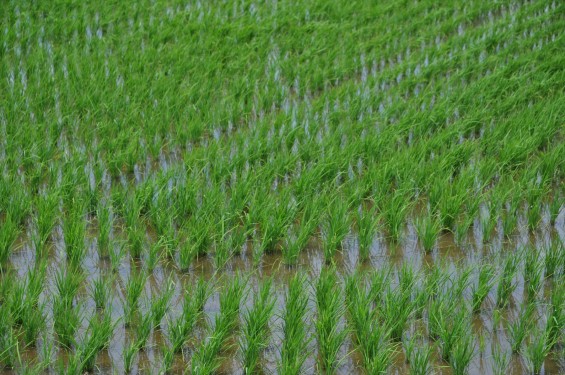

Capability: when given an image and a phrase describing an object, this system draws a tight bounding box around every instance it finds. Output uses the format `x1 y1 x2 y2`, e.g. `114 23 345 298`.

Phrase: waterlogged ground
1 0 564 374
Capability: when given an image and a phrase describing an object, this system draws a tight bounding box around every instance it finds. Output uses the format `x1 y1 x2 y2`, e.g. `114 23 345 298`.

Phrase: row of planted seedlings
0 166 561 282
2 228 563 373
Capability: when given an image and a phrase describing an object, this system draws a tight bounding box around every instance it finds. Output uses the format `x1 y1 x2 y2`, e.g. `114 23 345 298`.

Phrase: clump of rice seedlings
544 242 562 278
53 268 84 348
32 190 59 257
480 205 497 243
507 303 534 353
21 302 46 347
525 327 554 375
472 264 496 313
356 204 379 261
429 299 470 363
398 262 416 294
213 220 238 269
545 285 564 349
150 278 174 327
527 199 542 232
160 344 175 374
96 200 113 258
147 236 165 271
455 216 474 244
135 311 154 350
127 225 145 259
179 238 198 272
496 255 518 308
548 196 562 226
449 330 474 375
382 191 410 243
0 214 21 268
123 341 139 374
415 211 441 253
322 199 351 262
0 324 19 369
380 285 414 341
502 201 518 239
279 273 310 375
168 285 204 353
109 241 126 273
63 202 87 268
240 278 276 374
369 268 390 302
526 259 544 301
258 194 295 256
491 344 510 375
346 273 395 374
193 276 213 313
315 268 347 374
283 205 318 266
123 270 147 327
191 274 246 374
80 311 116 371
90 272 113 310
409 344 433 375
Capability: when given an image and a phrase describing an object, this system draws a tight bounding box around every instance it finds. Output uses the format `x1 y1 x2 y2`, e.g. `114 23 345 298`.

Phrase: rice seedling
347 272 396 374
81 311 116 371
480 204 497 243
21 302 46 347
150 279 174 328
315 268 347 374
109 240 126 273
322 198 351 262
53 267 84 348
123 341 139 374
90 272 113 310
135 311 154 350
491 344 510 375
455 216 474 244
283 205 318 265
123 270 147 327
279 273 310 375
415 212 441 253
369 268 391 303
240 278 276 374
472 264 496 313
32 190 59 258
382 191 411 243
161 345 175 374
496 255 518 308
449 330 474 375
507 303 535 353
168 284 204 354
409 344 433 375
525 327 555 375
96 200 113 258
544 242 562 278
356 204 379 261
191 274 246 374
0 214 20 268
545 285 564 349
257 194 296 256
63 202 87 268
0 326 19 370
547 196 562 226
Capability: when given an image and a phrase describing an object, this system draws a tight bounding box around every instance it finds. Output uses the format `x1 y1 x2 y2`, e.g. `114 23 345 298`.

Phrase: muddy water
1 209 564 375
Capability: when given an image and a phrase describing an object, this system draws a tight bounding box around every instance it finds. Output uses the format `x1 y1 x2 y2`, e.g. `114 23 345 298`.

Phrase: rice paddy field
1 0 564 374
